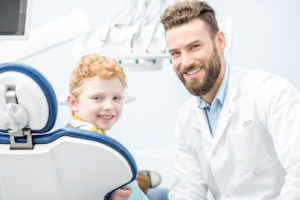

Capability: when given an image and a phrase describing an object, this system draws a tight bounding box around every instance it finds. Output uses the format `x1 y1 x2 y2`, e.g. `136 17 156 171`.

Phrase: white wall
18 0 190 153
210 0 300 86
6 0 300 189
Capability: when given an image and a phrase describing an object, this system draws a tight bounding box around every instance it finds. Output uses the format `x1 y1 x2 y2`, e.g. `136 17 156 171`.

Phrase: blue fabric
128 182 149 200
0 63 57 133
147 188 169 200
198 64 230 136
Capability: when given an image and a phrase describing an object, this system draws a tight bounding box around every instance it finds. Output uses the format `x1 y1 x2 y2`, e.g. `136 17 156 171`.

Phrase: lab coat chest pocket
229 121 273 172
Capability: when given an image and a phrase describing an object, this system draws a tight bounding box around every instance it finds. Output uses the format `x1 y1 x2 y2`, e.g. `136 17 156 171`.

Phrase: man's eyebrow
168 40 202 53
168 48 178 53
186 39 201 47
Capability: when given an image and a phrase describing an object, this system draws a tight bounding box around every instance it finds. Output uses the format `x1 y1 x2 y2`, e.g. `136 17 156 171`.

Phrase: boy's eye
113 96 122 101
93 96 103 101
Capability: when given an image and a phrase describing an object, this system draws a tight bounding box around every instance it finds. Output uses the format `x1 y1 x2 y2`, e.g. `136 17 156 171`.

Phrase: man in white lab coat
160 1 300 199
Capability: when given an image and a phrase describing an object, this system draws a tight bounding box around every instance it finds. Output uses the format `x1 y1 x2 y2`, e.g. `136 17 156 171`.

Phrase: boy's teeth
99 115 113 119
187 67 201 75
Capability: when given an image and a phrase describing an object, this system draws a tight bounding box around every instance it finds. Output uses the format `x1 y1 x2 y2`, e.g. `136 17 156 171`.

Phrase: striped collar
70 115 106 135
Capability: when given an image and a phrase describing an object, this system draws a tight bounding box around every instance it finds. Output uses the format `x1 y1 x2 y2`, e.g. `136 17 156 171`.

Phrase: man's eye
191 44 200 50
171 52 179 57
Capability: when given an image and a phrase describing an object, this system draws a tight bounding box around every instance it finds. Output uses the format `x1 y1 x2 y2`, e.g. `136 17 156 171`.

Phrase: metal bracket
5 87 33 150
5 87 18 104
9 128 33 150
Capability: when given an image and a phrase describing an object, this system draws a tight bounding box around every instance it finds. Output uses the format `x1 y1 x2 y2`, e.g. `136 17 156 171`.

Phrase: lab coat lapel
211 68 238 150
194 107 213 145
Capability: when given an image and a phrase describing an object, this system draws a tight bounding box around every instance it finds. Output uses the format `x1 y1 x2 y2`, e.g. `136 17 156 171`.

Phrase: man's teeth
187 67 201 75
99 115 113 119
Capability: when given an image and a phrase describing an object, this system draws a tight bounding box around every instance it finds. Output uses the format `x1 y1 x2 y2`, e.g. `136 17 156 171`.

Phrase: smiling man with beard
161 1 300 200
179 44 221 97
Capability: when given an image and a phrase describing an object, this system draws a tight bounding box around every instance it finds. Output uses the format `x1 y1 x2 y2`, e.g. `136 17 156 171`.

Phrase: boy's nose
102 100 113 110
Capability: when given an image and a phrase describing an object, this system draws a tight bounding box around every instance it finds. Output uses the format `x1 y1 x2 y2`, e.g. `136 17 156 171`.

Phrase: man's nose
181 51 194 69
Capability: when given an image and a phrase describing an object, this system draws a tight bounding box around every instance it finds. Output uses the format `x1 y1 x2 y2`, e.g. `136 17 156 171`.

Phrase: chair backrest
0 63 137 200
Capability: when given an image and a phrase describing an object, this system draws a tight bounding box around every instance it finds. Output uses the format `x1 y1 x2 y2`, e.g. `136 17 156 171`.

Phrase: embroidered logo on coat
242 120 253 129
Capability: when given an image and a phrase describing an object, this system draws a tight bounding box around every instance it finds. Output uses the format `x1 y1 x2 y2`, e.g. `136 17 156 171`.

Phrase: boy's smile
70 76 124 130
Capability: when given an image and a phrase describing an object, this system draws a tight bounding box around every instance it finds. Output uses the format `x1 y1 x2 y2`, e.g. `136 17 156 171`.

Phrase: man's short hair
160 0 219 38
69 53 127 98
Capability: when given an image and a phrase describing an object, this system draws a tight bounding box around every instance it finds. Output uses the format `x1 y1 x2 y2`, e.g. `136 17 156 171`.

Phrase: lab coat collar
211 65 238 150
193 107 213 144
193 65 239 146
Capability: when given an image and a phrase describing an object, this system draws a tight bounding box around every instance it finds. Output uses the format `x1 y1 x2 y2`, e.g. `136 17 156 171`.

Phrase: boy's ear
67 95 78 113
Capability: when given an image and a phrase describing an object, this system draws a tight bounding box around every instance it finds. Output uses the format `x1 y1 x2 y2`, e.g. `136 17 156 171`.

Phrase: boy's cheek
118 105 123 117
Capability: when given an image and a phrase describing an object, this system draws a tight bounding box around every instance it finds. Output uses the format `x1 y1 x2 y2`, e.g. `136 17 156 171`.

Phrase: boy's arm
110 186 132 200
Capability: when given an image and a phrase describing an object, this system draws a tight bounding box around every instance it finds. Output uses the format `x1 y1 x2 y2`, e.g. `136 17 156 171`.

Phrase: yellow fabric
72 115 106 135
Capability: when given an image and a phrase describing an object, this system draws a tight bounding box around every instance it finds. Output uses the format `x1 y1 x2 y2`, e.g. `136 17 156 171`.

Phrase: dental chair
0 63 138 200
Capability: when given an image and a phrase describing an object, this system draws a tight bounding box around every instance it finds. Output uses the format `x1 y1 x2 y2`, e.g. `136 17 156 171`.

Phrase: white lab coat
169 67 300 200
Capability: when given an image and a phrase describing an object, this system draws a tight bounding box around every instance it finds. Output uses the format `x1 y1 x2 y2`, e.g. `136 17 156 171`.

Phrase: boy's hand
110 186 132 200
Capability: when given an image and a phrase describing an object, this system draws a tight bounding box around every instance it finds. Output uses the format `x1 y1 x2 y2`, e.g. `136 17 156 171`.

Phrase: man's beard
178 46 221 96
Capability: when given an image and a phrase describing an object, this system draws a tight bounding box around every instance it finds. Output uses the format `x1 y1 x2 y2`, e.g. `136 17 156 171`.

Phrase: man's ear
67 95 78 113
215 31 226 52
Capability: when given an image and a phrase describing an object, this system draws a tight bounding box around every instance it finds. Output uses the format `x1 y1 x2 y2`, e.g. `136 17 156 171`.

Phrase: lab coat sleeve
257 75 300 199
168 109 208 200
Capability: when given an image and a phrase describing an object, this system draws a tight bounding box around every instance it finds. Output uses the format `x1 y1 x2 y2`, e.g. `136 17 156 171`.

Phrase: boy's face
69 76 124 130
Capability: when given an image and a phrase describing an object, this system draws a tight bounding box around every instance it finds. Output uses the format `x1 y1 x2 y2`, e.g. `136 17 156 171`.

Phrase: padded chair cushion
0 128 138 200
0 63 57 133
0 127 137 170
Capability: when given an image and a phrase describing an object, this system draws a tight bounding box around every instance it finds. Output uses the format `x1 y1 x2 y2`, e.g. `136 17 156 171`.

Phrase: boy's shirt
66 115 149 200
66 115 106 134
